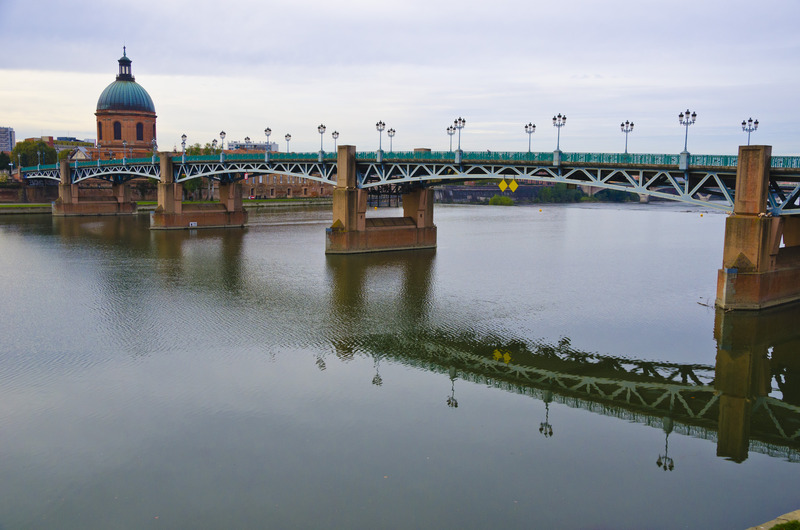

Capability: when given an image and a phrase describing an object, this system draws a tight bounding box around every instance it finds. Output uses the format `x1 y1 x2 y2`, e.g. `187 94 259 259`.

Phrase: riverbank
0 198 332 215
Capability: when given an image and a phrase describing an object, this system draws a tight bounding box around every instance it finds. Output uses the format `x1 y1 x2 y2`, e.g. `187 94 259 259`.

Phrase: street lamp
37 151 41 168
376 121 385 151
524 122 536 153
151 138 158 163
387 128 395 152
318 124 326 152
244 136 251 150
454 117 465 151
332 131 339 150
447 125 455 152
219 130 226 162
122 140 128 164
285 133 291 153
620 120 634 154
181 134 187 163
264 128 272 161
678 109 696 152
742 117 758 145
553 113 566 151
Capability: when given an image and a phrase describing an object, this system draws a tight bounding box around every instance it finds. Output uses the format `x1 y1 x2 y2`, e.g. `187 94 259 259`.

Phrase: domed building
95 48 157 159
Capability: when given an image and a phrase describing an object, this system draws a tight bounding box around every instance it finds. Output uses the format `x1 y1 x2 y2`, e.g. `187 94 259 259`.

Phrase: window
287 188 292 197
136 123 144 141
113 121 122 140
97 122 102 140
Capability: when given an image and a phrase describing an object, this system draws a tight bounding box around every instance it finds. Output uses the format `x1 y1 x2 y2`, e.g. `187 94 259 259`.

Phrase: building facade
95 48 157 159
0 127 15 152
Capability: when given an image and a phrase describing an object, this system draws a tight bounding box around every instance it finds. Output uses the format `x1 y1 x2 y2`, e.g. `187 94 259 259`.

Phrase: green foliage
0 151 9 170
771 521 800 530
11 140 57 167
186 142 221 156
593 188 635 202
488 195 514 206
536 183 584 203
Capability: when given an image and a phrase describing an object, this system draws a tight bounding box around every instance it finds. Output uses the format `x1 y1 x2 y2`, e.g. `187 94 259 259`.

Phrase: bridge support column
53 159 137 216
325 145 436 254
716 145 800 310
151 153 247 230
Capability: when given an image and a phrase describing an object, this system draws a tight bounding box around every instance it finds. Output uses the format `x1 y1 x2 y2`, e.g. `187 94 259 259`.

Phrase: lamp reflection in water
372 357 383 386
539 389 554 438
657 417 675 471
447 366 458 408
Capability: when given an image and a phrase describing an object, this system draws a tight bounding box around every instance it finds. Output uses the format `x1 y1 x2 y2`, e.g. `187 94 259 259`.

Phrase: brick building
95 48 156 159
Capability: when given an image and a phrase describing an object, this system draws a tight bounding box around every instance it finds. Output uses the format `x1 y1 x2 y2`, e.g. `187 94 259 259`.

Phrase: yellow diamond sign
509 179 518 192
498 179 508 192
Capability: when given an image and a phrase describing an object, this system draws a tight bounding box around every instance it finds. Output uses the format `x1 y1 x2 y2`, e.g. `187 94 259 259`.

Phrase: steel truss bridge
21 150 800 216
354 331 800 463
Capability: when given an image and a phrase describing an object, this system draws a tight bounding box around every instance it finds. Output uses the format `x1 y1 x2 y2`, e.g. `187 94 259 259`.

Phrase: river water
0 203 797 529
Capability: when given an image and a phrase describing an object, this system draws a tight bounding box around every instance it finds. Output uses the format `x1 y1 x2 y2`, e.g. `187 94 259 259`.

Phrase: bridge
20 148 800 215
20 145 800 311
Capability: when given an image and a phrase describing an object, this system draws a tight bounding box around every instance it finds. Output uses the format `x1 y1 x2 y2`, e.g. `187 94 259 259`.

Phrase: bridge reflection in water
326 251 800 467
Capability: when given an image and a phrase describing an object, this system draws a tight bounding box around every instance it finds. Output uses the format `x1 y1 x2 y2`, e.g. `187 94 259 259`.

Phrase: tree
0 152 9 171
11 140 57 167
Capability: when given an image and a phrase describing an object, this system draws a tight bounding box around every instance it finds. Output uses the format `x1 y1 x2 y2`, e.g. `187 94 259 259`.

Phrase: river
0 202 797 529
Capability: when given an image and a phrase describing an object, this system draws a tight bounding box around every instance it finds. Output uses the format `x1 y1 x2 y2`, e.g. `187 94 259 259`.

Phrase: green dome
97 80 155 113
96 48 155 114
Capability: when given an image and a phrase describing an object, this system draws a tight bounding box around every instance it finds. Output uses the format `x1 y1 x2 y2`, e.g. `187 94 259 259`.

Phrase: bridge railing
20 151 800 173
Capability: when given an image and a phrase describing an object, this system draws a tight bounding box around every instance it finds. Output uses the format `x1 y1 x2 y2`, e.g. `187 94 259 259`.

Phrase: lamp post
447 125 455 152
181 134 187 163
678 109 696 152
264 128 272 162
620 120 634 154
524 122 536 153
151 138 158 164
244 136 251 151
387 128 395 152
318 124 326 152
678 109 696 170
332 130 339 150
285 133 291 153
122 140 128 164
37 151 41 169
454 117 465 151
742 117 758 145
553 113 566 151
219 131 226 162
376 121 385 151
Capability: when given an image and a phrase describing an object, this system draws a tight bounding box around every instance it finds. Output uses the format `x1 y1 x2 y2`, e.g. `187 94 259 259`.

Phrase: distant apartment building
0 127 15 152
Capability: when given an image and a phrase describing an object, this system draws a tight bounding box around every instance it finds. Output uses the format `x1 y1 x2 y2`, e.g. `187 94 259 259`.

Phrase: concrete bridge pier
150 153 247 230
715 145 800 310
53 159 137 216
325 145 436 254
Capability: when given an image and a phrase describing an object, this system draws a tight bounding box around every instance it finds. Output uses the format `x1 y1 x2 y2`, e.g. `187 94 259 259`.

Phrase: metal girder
768 180 800 216
22 168 60 182
72 163 161 184
174 160 337 184
357 161 739 212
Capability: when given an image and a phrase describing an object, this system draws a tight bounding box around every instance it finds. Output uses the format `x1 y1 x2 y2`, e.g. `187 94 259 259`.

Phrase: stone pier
52 159 137 216
715 145 800 310
325 145 436 254
150 153 247 230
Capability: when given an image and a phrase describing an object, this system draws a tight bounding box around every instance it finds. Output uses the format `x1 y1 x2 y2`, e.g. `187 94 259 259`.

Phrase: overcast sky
2 0 799 155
